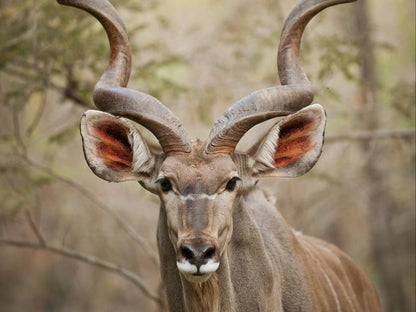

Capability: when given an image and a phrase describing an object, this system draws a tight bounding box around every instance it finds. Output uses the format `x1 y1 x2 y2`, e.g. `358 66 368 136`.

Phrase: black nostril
180 243 216 263
201 245 215 260
181 244 196 260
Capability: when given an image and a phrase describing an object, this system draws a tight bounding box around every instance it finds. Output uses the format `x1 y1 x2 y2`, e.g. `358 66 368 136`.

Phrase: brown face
81 106 326 284
156 142 240 283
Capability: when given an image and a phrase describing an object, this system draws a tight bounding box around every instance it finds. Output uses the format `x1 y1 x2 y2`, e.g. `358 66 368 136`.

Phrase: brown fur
182 274 220 312
158 186 381 312
82 113 381 312
64 0 380 310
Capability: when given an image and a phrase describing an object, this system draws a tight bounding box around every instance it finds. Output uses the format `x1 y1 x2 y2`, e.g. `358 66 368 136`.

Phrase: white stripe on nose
179 193 217 201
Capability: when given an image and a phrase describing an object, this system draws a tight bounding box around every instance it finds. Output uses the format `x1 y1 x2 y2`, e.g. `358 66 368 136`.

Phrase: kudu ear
249 104 326 178
80 110 155 182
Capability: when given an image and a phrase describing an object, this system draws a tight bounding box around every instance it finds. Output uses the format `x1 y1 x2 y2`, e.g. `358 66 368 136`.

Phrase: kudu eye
159 178 172 193
226 177 241 192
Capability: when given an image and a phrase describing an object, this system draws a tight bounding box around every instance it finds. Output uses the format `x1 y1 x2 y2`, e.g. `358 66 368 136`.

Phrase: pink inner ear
274 115 319 168
92 121 133 171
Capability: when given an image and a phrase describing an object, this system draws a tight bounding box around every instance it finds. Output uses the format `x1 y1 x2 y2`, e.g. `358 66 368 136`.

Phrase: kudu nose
180 242 216 267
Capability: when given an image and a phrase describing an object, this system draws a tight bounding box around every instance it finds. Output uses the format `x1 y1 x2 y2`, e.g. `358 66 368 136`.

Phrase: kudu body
57 0 381 311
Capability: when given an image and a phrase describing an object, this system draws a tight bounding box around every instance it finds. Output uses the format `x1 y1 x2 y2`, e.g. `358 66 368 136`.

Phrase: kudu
58 0 381 311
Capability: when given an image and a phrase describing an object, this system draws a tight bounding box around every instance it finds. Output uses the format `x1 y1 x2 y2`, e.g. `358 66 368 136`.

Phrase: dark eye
159 178 172 193
225 177 240 192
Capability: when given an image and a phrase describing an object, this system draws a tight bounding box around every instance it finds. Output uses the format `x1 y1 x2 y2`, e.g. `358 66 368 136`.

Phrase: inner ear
250 104 326 177
274 113 320 168
81 110 154 183
92 120 133 171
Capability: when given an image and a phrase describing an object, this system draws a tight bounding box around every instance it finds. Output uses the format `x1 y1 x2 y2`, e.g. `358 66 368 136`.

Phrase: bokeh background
0 0 414 311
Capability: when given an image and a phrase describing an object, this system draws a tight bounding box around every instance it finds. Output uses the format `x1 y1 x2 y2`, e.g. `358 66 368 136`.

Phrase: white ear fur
250 104 326 178
80 110 154 182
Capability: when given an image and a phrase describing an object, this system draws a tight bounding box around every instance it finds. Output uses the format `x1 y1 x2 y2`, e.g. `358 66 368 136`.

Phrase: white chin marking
177 260 198 274
176 259 220 275
200 259 220 274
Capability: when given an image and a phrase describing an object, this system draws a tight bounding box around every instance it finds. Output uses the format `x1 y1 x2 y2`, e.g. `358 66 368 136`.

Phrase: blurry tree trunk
352 1 408 311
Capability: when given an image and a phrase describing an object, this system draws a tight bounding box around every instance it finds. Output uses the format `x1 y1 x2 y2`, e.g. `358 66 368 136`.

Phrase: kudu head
58 0 351 283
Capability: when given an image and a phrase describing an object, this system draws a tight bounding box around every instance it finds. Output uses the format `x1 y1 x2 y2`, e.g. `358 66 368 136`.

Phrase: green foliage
0 0 186 247
389 82 415 120
0 0 188 114
316 34 359 82
135 55 191 100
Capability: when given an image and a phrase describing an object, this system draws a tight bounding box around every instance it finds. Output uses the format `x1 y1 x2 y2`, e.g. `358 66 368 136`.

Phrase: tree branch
3 61 94 109
20 154 160 266
326 128 415 143
48 81 94 109
11 108 28 157
24 207 46 246
8 111 159 266
0 239 163 306
26 91 47 137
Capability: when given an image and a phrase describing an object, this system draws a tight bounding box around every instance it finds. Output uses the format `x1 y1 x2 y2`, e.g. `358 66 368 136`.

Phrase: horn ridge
205 85 313 154
57 0 191 154
278 0 357 86
205 0 356 154
57 0 131 88
93 87 192 153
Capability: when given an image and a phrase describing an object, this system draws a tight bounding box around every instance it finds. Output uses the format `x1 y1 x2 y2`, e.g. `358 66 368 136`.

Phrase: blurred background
0 0 414 311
